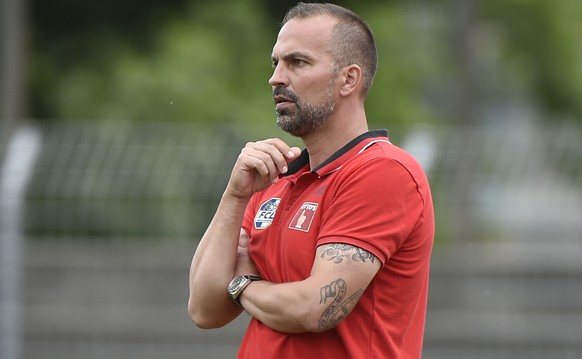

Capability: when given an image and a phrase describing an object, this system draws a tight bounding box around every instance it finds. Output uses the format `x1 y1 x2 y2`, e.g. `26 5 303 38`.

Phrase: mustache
272 87 299 103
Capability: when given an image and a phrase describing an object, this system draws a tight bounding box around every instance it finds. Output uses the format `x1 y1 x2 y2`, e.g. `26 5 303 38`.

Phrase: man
188 3 434 358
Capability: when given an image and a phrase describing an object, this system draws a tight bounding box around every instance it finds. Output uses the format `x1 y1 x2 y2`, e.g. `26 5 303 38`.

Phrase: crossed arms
187 139 381 333
236 240 380 333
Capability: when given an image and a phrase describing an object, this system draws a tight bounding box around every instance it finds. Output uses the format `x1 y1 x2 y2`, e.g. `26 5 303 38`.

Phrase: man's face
269 16 339 137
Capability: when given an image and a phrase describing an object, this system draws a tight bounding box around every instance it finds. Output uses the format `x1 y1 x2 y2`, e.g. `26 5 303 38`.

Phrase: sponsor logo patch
254 198 281 229
289 202 318 232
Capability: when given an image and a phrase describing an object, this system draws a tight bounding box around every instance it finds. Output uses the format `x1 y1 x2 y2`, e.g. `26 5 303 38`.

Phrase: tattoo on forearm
321 244 376 264
318 278 364 331
319 278 346 304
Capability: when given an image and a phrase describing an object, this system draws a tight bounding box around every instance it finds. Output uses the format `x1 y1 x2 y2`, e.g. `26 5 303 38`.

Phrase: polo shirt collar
285 129 389 177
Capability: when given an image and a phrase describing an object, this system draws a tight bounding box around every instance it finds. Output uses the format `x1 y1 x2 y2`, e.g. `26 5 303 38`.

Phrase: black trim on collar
312 129 388 172
283 129 388 176
285 148 310 175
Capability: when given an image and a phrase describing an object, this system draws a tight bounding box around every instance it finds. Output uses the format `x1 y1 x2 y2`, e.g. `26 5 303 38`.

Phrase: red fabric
240 132 434 359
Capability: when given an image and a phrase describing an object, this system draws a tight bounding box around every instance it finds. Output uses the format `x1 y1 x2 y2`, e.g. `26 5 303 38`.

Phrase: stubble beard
274 79 337 138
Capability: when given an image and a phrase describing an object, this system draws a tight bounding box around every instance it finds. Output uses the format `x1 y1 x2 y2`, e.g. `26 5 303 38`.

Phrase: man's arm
188 139 301 328
238 242 381 333
188 197 249 328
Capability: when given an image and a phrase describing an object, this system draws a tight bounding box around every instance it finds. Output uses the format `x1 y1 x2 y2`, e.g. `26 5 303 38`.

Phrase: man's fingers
241 146 281 181
258 139 302 173
229 138 302 198
256 140 289 174
245 139 298 177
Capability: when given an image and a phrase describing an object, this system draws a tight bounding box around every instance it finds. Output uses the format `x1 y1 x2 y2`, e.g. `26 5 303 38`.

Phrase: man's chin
276 116 304 137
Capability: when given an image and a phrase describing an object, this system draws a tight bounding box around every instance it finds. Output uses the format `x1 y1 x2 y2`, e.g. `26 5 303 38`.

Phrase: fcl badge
289 202 318 232
254 198 281 229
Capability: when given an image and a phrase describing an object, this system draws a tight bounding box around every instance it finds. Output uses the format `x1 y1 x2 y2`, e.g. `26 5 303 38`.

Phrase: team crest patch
289 202 318 232
254 198 281 229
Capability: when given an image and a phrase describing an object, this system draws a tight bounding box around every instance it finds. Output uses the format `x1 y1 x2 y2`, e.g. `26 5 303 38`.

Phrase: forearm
188 192 249 328
239 279 323 333
238 243 381 334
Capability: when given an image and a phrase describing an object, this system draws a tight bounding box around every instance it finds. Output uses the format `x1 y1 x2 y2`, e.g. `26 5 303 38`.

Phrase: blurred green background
1 0 581 358
20 0 582 129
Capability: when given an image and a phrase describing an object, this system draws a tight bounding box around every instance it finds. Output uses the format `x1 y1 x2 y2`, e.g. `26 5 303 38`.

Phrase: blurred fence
24 121 246 240
0 119 581 359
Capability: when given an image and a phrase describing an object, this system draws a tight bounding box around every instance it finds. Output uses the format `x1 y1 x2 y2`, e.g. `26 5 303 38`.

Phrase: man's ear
339 64 362 97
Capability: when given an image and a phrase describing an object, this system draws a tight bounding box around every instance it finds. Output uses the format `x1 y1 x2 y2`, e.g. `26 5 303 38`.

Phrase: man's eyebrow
272 51 314 63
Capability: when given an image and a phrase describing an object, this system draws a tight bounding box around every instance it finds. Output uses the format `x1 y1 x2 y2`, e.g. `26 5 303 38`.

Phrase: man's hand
226 139 301 199
235 229 258 277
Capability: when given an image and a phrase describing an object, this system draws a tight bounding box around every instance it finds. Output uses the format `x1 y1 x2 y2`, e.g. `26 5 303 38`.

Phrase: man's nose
268 64 288 88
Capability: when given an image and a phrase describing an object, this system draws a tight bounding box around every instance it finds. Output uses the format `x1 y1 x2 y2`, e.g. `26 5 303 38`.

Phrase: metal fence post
1 126 41 359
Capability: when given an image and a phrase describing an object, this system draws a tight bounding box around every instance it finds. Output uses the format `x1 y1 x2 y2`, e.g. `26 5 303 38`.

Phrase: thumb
238 229 251 248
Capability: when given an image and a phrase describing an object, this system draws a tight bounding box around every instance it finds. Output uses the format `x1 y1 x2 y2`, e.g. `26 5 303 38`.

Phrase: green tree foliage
29 0 190 117
29 0 582 128
361 2 450 129
483 0 582 119
30 0 445 134
34 0 276 128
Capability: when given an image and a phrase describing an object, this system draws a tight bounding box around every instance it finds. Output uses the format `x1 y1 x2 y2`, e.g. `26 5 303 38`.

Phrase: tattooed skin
318 278 364 331
321 243 376 264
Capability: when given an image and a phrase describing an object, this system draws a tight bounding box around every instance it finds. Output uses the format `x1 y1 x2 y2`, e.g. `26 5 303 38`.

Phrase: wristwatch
227 275 262 305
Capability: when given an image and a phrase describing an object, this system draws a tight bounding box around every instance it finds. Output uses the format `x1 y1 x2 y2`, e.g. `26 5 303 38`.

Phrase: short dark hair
282 2 378 97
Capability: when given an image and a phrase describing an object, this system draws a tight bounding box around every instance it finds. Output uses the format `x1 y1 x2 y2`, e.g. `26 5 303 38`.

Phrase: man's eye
292 59 306 67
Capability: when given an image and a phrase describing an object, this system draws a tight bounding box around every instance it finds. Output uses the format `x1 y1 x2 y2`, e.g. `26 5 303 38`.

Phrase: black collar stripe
284 129 389 176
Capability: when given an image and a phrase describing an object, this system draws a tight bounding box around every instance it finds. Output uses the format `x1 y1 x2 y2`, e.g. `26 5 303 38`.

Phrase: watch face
228 276 245 294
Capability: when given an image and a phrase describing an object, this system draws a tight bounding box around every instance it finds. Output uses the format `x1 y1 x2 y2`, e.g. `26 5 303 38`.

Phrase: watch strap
231 275 262 306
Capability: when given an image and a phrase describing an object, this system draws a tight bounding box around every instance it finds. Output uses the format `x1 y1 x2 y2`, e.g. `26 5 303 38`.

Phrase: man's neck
302 108 369 170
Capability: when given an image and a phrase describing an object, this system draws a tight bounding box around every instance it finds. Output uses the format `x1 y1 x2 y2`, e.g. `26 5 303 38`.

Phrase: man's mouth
274 95 295 110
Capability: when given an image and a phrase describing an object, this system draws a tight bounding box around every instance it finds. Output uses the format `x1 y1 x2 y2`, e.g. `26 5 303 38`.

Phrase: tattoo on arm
318 278 364 331
320 243 376 264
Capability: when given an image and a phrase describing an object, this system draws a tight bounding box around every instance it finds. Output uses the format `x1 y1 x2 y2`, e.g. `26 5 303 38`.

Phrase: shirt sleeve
316 156 425 264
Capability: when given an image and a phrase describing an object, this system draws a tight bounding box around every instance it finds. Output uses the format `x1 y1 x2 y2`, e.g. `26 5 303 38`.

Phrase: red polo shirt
239 130 434 359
